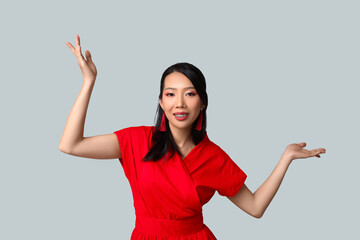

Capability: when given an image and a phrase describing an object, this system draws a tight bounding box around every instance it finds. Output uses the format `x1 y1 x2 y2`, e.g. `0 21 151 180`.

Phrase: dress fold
113 126 247 239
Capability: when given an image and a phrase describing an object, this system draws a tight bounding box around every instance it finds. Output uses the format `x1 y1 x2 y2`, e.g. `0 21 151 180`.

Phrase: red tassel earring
195 109 203 131
160 112 166 132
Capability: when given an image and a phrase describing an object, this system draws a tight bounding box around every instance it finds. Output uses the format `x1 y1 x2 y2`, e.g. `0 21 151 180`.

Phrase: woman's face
159 71 205 133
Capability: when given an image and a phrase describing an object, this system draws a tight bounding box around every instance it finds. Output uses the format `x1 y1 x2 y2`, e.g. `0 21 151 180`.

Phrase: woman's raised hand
283 142 326 161
65 34 97 85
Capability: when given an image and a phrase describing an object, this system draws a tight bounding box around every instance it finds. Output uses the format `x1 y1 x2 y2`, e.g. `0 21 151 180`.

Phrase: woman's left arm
227 142 326 218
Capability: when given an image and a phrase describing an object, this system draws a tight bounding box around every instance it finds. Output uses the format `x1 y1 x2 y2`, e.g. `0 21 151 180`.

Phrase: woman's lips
173 113 189 121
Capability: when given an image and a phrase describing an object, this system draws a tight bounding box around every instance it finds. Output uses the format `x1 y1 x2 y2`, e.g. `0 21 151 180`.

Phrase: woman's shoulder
127 125 155 131
204 135 230 157
118 125 155 131
114 125 155 136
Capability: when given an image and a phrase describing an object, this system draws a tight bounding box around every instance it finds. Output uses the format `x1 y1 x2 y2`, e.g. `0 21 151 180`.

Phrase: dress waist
135 214 205 236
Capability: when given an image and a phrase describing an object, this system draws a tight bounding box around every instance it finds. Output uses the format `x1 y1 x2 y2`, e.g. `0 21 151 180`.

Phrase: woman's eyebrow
164 87 195 91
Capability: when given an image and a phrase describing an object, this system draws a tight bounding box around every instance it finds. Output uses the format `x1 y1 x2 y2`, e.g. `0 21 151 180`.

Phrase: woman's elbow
241 207 263 218
250 209 264 219
253 212 263 219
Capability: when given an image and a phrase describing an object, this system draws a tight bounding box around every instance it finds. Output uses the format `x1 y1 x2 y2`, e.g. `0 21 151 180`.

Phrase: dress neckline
177 133 209 162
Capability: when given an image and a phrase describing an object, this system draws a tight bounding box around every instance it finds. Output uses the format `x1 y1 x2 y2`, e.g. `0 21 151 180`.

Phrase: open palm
65 34 97 84
285 142 326 160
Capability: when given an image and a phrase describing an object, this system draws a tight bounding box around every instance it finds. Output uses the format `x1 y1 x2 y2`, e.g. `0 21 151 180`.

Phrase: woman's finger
75 35 85 61
66 35 85 62
314 148 326 154
76 34 80 46
310 148 326 157
65 42 76 55
85 50 92 62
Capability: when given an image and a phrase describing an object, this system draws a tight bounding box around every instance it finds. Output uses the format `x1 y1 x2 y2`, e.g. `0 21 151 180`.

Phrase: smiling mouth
173 113 188 117
173 113 189 120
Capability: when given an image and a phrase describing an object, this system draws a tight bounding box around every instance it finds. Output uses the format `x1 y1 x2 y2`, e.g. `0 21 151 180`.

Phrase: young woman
59 35 326 239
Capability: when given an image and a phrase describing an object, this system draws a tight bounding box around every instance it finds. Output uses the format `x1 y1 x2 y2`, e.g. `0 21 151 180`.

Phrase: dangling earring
160 112 166 132
195 109 203 131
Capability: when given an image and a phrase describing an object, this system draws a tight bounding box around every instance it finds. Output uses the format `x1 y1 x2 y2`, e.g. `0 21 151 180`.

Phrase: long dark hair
142 62 208 162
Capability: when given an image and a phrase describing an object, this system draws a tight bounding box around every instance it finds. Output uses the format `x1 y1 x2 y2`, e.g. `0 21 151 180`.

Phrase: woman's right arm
58 35 121 159
58 84 121 159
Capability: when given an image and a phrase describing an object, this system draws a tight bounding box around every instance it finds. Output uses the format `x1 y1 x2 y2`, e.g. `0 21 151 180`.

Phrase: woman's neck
168 125 193 148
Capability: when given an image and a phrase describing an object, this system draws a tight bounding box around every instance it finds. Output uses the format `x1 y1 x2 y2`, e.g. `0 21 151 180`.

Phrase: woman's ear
159 98 163 110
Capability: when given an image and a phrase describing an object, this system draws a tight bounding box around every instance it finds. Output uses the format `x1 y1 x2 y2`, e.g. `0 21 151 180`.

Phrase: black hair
142 62 208 162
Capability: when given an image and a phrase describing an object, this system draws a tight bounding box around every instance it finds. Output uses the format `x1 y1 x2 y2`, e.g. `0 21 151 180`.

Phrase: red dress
114 126 247 239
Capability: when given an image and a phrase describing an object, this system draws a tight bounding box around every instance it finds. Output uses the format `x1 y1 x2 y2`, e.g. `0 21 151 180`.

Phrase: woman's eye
165 92 196 96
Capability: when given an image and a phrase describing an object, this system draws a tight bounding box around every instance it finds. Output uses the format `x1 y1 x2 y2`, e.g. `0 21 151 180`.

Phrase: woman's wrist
280 152 293 165
82 78 95 89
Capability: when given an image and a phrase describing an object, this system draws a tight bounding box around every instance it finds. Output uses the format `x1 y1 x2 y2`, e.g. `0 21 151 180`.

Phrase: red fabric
114 126 247 239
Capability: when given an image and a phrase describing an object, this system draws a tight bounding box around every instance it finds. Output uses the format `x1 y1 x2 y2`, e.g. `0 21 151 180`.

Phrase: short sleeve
215 154 247 197
199 144 247 197
113 127 132 176
113 126 155 179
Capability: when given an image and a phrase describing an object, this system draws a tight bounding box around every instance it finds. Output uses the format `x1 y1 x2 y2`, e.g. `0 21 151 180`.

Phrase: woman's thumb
85 50 92 61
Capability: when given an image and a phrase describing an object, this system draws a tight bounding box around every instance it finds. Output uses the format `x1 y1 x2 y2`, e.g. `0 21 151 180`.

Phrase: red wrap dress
113 126 247 239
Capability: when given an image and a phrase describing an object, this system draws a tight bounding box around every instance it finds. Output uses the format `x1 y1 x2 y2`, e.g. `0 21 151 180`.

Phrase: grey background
1 0 359 239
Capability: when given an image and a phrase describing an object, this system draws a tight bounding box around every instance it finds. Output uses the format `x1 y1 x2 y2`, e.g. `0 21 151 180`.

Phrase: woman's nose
176 95 185 107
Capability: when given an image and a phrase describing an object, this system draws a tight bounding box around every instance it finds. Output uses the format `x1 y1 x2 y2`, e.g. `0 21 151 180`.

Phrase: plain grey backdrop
1 0 359 239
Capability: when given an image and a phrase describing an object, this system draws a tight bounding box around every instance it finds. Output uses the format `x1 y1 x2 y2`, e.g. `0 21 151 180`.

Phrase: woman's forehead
164 72 193 88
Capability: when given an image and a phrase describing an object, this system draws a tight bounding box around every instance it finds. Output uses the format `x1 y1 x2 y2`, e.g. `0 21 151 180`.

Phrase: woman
59 35 326 239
